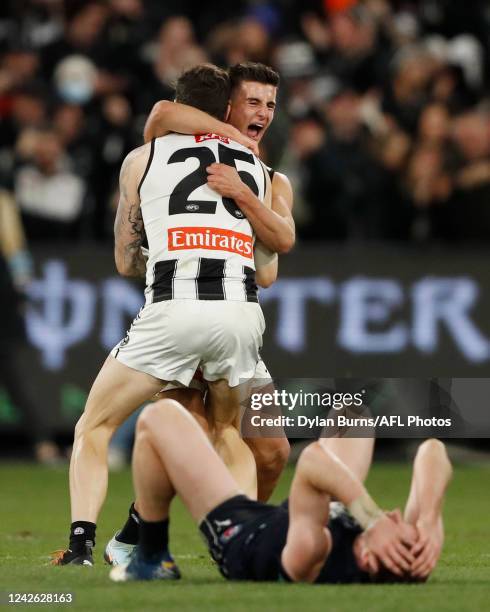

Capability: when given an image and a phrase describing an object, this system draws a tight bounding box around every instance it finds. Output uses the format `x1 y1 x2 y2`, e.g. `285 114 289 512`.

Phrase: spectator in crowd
0 188 61 463
0 84 48 162
14 127 88 241
132 16 207 116
443 110 490 241
0 0 487 243
90 94 136 239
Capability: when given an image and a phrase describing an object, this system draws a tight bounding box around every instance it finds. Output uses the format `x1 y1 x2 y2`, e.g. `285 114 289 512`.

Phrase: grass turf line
0 462 489 611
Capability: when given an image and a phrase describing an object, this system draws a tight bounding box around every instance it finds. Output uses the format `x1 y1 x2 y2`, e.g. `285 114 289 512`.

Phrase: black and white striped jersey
139 133 270 303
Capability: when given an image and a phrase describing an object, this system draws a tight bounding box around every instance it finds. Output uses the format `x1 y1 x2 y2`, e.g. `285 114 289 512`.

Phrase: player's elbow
114 250 132 277
418 438 453 481
151 100 173 119
144 100 173 141
256 268 277 288
257 276 274 289
275 232 295 255
298 442 335 476
117 265 141 279
117 267 134 278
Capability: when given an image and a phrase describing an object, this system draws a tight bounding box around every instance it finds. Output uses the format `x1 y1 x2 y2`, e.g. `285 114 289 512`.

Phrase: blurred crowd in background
0 0 488 246
0 0 489 462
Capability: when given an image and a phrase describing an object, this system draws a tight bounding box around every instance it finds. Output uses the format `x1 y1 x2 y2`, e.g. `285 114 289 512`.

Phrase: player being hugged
104 62 296 574
53 64 292 567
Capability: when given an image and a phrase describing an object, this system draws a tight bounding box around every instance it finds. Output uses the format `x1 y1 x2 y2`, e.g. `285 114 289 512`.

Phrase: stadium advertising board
2 244 490 433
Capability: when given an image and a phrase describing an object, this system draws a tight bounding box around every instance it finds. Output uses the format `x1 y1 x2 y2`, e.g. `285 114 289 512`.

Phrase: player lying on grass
110 399 452 583
104 365 286 572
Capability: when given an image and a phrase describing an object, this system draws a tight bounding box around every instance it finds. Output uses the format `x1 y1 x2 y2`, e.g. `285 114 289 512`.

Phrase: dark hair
371 566 422 584
175 64 230 120
229 62 280 93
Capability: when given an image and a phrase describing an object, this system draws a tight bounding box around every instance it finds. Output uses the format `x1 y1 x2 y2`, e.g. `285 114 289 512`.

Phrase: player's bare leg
53 356 164 566
206 378 242 437
241 381 290 501
108 382 286 565
172 388 210 438
403 439 452 580
107 386 259 567
134 400 239 521
132 388 208 511
208 379 289 501
204 379 258 497
244 436 289 501
214 426 258 499
71 356 164 522
161 387 257 497
105 388 205 569
110 399 240 582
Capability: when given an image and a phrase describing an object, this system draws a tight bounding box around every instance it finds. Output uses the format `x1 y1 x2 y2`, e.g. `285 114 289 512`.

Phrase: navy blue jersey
200 496 369 583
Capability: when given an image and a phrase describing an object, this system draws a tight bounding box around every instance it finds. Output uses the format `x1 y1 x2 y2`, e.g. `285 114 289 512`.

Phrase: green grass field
1 461 489 611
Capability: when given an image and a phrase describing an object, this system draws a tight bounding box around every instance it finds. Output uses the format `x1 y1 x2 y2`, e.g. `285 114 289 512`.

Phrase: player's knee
73 414 112 442
137 398 188 434
73 417 113 450
137 400 170 431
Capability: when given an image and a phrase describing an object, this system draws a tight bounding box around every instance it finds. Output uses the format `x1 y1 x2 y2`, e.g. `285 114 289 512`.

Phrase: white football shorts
159 355 273 395
111 299 265 388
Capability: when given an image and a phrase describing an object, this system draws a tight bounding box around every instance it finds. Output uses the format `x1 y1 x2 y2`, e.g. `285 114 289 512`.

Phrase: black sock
116 502 140 545
69 521 96 552
139 518 169 562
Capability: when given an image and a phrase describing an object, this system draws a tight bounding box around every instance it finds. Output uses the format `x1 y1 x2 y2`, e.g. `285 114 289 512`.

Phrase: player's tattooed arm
114 145 150 278
118 203 146 278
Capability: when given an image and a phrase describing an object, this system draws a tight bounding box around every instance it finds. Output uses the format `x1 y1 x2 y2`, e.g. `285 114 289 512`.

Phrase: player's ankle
139 517 169 561
116 502 140 545
69 521 96 551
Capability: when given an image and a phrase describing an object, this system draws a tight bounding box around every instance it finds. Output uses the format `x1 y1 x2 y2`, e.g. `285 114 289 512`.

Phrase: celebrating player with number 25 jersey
110 130 270 386
53 64 283 568
141 132 270 304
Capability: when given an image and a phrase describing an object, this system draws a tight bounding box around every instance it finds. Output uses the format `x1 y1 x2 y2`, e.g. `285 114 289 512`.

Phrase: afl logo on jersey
119 332 130 348
234 210 244 218
186 203 200 212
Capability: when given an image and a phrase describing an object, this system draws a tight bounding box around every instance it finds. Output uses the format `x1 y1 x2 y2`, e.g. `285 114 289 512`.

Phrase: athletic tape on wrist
347 492 384 531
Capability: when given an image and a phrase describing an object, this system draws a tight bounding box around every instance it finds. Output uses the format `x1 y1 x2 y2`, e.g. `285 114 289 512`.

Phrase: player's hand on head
385 508 403 523
358 541 380 575
410 517 444 579
364 512 415 576
206 163 246 200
